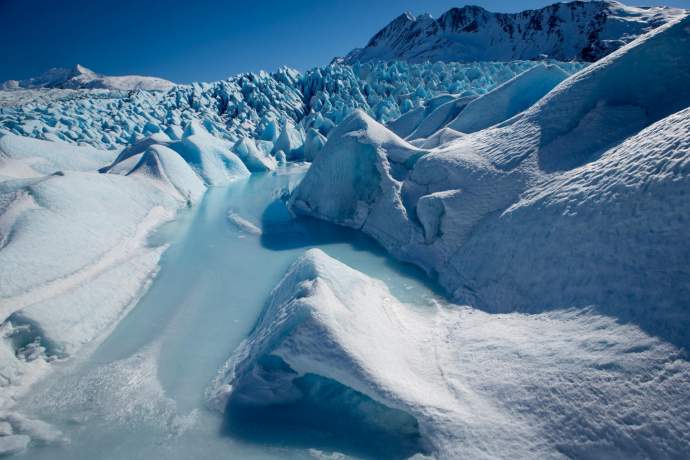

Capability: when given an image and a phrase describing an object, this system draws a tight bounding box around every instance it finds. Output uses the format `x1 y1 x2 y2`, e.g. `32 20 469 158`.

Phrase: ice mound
290 16 690 346
273 121 305 160
0 134 116 177
450 106 690 345
126 145 206 203
395 63 569 141
290 110 424 245
0 135 193 414
210 250 690 458
169 121 249 185
104 121 249 186
303 128 327 162
387 93 467 139
232 137 277 172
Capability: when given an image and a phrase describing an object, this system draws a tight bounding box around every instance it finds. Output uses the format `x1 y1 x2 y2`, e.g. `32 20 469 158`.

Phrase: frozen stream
17 165 443 460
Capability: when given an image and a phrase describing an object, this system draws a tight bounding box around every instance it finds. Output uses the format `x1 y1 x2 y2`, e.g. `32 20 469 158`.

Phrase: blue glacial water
18 165 443 460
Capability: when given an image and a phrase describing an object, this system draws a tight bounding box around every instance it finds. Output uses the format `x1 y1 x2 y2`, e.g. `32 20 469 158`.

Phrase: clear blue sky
1 0 688 83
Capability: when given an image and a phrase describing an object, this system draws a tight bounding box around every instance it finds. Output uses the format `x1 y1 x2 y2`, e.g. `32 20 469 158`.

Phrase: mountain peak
70 64 96 77
342 0 686 64
1 65 175 92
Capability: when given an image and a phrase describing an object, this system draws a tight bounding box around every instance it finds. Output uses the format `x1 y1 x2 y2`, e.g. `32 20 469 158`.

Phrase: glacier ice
0 61 584 155
0 3 688 457
0 134 195 423
290 15 690 347
211 249 690 459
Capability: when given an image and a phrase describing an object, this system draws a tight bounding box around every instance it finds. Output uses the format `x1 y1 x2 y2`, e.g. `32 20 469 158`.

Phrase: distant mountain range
1 64 174 91
339 0 686 64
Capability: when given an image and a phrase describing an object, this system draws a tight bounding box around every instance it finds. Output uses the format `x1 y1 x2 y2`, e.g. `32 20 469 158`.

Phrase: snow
0 134 193 426
290 15 690 348
446 63 569 134
1 64 174 92
0 3 687 457
211 249 690 459
340 1 686 64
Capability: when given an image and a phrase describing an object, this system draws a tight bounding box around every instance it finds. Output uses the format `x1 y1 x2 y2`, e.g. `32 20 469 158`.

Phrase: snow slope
341 0 686 64
211 249 690 458
1 64 174 92
290 15 690 347
0 134 197 443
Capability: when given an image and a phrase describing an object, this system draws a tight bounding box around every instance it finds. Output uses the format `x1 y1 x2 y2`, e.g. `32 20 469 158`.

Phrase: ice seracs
0 61 583 153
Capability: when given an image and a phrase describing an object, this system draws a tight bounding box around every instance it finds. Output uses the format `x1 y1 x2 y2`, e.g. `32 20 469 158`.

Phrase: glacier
290 14 690 349
0 61 584 155
0 1 689 458
211 249 690 459
0 59 580 433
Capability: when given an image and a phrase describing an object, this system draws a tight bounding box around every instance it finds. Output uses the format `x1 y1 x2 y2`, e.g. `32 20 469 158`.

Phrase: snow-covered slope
0 132 201 427
210 249 690 458
290 15 690 347
1 64 174 92
341 0 685 64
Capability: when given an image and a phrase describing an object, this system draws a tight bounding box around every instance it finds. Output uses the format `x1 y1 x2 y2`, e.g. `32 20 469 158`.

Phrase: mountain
339 0 686 64
0 64 175 91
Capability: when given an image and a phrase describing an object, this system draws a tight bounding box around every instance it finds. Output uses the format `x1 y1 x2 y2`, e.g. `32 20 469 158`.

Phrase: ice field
1 4 689 458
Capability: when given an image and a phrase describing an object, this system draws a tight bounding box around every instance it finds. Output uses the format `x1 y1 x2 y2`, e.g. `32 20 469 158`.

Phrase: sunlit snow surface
0 12 688 459
11 167 445 460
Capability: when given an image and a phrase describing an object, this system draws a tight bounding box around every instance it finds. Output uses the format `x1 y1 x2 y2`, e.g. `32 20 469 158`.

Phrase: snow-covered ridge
1 64 174 92
340 0 686 64
290 14 690 347
0 61 584 152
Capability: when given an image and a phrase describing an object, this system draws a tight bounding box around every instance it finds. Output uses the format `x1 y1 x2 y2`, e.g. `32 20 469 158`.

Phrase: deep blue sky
1 0 688 83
